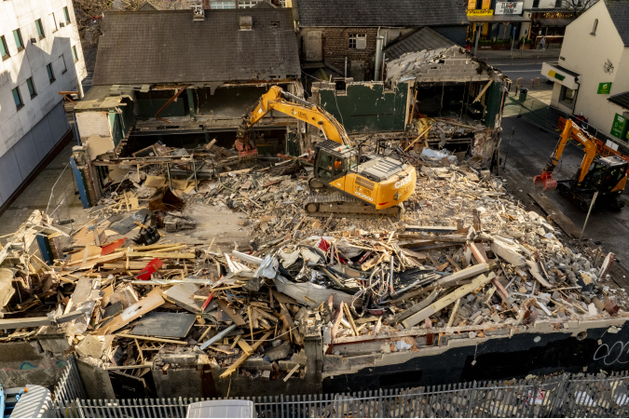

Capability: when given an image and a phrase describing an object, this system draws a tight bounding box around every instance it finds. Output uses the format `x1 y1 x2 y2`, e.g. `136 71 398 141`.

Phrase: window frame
61 54 68 73
26 77 37 99
51 13 58 33
348 33 367 50
46 63 56 83
71 46 78 63
35 19 45 39
12 87 24 110
13 28 24 51
559 85 577 109
63 6 71 24
0 35 9 59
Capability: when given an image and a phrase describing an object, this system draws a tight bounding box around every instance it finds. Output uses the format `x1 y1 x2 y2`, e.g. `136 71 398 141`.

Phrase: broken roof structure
293 0 468 27
384 27 457 61
93 8 301 85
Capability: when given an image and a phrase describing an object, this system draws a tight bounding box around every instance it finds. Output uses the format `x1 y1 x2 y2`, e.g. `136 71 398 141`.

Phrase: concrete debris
1 147 628 387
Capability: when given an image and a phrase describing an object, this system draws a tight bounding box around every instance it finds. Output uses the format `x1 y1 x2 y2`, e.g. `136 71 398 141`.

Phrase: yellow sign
467 9 494 16
468 0 476 9
482 0 492 8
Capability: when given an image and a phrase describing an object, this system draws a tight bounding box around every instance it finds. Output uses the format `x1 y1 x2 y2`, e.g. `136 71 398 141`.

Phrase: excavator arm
235 86 350 153
534 119 598 189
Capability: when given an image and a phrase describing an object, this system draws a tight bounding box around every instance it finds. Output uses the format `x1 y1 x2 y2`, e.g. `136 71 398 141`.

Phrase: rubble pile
0 154 627 383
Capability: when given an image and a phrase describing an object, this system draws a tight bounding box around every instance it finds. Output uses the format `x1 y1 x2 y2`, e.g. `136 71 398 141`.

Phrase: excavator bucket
533 173 557 191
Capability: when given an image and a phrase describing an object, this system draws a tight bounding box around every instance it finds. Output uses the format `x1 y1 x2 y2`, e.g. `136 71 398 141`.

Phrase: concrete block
264 341 292 362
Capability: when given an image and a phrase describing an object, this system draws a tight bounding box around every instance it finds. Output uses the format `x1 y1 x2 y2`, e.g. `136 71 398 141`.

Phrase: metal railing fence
48 357 629 418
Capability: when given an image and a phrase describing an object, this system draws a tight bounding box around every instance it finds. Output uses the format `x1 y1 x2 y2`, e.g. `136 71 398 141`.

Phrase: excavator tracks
303 192 403 219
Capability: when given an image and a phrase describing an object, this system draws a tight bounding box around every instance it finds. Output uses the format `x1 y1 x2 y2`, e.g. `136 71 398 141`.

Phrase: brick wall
308 27 380 80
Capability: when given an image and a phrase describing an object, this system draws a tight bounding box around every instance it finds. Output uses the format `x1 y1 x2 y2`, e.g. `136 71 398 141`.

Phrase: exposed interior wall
431 26 467 46
315 81 410 133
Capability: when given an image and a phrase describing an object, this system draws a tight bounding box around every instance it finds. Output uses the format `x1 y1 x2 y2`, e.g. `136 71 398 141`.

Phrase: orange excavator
534 119 628 210
235 86 416 217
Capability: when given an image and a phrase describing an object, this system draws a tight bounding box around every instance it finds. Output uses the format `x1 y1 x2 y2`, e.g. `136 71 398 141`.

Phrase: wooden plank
402 273 495 328
529 191 581 238
330 302 345 340
432 262 491 288
95 288 164 334
216 299 246 326
237 339 254 355
342 302 358 336
392 288 441 325
127 252 196 259
164 283 202 313
220 330 273 378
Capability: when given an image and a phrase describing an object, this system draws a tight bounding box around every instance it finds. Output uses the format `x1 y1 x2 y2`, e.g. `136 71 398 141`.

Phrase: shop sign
597 82 612 94
482 0 492 8
467 9 494 16
495 2 523 15
611 113 627 139
468 0 476 9
543 12 573 18
547 69 565 82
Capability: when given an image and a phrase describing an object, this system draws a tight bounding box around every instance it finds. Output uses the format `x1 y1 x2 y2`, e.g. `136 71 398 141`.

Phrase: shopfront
466 2 531 49
529 11 575 45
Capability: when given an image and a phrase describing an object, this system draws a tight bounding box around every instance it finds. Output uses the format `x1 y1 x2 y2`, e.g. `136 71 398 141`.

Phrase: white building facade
544 0 629 143
0 0 86 208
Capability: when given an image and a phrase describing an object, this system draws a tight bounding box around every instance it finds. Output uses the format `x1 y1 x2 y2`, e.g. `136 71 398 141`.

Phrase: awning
609 91 629 110
468 15 531 23
537 18 573 27
541 63 579 90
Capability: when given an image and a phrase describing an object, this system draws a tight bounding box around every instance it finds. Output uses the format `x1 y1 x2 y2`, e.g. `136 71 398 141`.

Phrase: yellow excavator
236 86 416 217
533 118 628 210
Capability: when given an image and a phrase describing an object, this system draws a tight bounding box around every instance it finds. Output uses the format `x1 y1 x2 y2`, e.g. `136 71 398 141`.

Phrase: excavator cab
559 156 628 210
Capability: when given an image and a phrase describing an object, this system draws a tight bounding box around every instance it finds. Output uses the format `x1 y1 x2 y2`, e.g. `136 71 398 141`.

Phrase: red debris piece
136 258 164 281
201 291 215 312
101 239 126 256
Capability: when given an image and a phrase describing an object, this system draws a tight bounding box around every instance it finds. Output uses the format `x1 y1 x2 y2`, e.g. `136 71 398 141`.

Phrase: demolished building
72 6 304 207
0 150 627 399
310 43 509 169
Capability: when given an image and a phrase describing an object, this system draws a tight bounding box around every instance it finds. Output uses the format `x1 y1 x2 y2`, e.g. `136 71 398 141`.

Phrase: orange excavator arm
534 119 598 189
235 86 351 153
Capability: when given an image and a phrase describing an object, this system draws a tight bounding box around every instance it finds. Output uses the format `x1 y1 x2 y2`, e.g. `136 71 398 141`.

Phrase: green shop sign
611 113 627 139
597 82 612 94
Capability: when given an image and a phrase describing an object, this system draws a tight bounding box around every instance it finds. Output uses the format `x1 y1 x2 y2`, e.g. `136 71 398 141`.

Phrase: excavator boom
236 86 416 216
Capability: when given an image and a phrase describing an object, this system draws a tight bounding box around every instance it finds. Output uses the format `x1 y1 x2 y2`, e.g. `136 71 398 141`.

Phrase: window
63 6 71 23
13 29 24 51
51 13 57 32
209 1 236 9
533 0 540 7
35 19 45 38
349 33 367 50
0 36 9 59
554 0 563 7
71 46 78 62
60 54 67 72
26 77 36 98
591 19 598 35
559 86 577 108
239 0 263 7
46 63 55 83
12 87 23 110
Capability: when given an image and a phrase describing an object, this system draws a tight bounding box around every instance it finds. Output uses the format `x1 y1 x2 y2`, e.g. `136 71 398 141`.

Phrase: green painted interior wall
319 82 409 133
484 82 503 128
136 97 187 118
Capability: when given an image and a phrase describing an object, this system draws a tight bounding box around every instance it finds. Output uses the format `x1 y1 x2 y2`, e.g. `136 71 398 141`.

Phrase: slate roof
608 91 629 110
294 0 468 27
606 0 629 46
384 27 456 61
92 9 300 86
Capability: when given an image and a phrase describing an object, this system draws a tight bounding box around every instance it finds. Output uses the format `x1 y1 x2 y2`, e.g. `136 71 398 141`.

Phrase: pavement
499 110 629 279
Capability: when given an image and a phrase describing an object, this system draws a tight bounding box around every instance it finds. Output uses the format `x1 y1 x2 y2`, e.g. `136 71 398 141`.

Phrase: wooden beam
402 273 495 328
115 334 188 345
220 330 273 378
